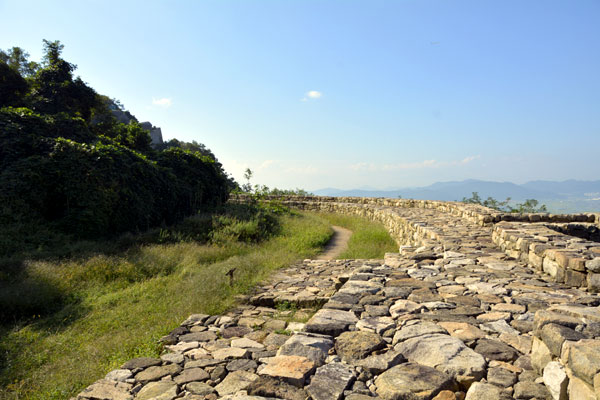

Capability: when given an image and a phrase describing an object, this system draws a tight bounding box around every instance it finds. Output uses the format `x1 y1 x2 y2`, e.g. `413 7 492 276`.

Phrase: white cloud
301 90 322 101
152 97 173 107
351 156 480 172
258 160 276 170
284 165 319 175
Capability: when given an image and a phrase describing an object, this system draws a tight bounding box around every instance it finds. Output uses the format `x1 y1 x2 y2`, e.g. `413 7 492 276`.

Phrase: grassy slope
316 212 399 259
0 212 332 399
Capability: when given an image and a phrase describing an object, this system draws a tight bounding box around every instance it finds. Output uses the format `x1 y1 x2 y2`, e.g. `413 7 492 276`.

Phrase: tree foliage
0 41 233 254
462 192 547 213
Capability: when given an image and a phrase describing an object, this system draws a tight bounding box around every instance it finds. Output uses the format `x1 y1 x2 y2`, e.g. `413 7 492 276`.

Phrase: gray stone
392 322 446 344
335 330 386 362
76 379 133 400
179 331 218 342
531 337 553 374
246 376 307 400
356 316 395 334
567 376 596 400
173 367 209 384
357 350 406 374
487 367 517 387
304 309 358 336
396 333 486 379
215 370 260 396
375 363 453 400
465 382 511 400
543 361 568 400
104 369 132 382
258 355 315 387
540 323 585 357
185 381 216 396
212 347 250 360
306 362 355 400
389 299 423 317
474 339 520 362
134 364 182 383
221 325 253 338
160 353 184 364
568 339 600 385
277 332 333 366
514 381 551 399
226 358 258 372
136 381 178 400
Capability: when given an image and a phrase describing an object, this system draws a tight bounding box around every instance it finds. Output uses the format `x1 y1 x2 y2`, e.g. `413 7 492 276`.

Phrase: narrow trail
316 225 352 260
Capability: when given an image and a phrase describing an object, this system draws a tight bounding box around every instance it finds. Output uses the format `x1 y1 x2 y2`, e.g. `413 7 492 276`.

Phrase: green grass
315 212 398 259
0 211 332 399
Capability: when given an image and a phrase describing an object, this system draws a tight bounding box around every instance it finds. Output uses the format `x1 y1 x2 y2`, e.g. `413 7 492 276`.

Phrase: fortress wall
233 195 600 292
492 222 600 291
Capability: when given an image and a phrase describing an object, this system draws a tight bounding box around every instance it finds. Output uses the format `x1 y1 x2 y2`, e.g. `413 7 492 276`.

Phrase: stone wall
236 195 600 292
492 222 600 291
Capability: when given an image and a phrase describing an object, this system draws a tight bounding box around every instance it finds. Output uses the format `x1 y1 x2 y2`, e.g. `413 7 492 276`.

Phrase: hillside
0 41 234 256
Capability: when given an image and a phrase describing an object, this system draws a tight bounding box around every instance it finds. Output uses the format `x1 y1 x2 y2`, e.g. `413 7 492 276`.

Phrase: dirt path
316 225 352 260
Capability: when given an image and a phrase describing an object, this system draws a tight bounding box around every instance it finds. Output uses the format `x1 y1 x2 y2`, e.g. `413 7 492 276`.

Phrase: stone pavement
74 197 600 400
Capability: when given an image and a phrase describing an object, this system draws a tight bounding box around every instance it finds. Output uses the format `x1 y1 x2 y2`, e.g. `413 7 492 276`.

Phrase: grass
0 210 332 400
314 212 398 259
0 206 399 399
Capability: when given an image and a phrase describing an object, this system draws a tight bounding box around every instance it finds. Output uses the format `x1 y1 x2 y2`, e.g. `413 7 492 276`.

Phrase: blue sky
1 0 599 190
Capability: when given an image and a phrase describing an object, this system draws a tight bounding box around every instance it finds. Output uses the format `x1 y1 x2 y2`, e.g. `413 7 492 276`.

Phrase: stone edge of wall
492 222 600 292
231 195 600 226
231 195 600 292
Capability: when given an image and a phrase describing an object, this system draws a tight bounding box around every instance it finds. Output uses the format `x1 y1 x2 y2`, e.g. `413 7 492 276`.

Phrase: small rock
375 363 453 400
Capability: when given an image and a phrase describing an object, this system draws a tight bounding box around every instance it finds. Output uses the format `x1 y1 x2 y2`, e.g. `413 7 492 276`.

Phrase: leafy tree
0 62 29 107
29 40 98 120
462 191 547 213
0 40 235 253
242 168 253 192
112 122 153 154
0 46 39 76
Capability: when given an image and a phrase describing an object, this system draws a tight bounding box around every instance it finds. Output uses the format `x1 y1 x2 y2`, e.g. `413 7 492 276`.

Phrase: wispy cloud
285 165 319 174
351 156 480 172
258 160 276 170
301 90 323 101
152 97 173 107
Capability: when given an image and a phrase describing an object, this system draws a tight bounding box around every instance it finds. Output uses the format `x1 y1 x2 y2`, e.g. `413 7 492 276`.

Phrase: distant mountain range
314 179 600 213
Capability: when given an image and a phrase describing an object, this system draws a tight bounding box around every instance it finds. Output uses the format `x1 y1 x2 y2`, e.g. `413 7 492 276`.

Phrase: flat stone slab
134 364 181 383
396 333 486 379
306 362 355 400
277 332 333 366
464 382 511 400
392 321 446 344
304 308 358 336
438 321 487 341
258 355 315 387
335 330 386 363
215 370 259 396
173 367 209 384
247 376 307 400
76 379 133 400
375 363 453 400
135 381 178 400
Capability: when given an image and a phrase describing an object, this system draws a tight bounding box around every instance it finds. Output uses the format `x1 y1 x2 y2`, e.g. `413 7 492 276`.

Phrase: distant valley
314 179 600 213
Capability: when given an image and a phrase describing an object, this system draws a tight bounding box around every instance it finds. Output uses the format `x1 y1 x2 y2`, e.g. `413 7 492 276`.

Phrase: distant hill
314 179 600 213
